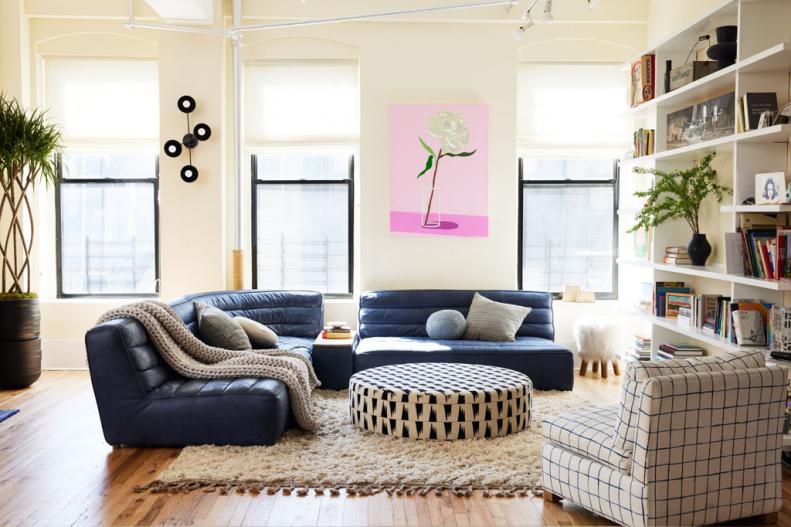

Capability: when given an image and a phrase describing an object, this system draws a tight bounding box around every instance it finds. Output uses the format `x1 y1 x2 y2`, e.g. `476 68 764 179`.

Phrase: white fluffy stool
572 316 621 378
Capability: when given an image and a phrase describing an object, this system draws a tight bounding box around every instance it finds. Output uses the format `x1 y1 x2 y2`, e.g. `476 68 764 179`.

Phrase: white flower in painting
426 110 470 153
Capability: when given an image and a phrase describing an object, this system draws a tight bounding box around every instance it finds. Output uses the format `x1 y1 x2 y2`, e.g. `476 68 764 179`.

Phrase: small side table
312 331 356 390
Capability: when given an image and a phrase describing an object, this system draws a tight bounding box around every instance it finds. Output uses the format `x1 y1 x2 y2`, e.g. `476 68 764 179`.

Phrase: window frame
250 153 355 298
516 157 620 300
54 153 161 299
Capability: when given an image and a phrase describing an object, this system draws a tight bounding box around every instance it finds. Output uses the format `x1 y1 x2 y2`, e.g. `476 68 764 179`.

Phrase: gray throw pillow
194 301 252 350
235 316 278 348
426 310 466 340
462 293 532 342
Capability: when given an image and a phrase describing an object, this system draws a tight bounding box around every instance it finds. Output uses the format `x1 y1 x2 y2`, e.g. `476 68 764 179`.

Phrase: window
46 58 159 296
247 62 358 295
518 158 618 297
517 64 626 298
251 152 353 294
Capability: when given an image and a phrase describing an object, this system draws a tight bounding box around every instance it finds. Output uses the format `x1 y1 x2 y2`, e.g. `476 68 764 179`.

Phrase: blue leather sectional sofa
85 290 323 447
353 290 573 391
86 288 572 446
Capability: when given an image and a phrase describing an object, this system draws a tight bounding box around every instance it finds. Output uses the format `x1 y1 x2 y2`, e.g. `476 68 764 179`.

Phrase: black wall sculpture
163 95 212 183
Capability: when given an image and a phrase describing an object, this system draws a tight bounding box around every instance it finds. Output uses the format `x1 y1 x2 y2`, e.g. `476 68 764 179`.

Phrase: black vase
687 234 712 266
0 298 42 389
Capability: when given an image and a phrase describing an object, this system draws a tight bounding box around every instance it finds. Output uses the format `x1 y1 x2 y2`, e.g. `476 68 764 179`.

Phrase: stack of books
321 322 352 340
633 128 655 157
628 335 652 361
663 247 691 265
738 213 791 280
657 343 705 359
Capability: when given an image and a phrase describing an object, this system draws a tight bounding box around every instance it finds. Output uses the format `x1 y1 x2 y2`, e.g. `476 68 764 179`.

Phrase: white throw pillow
234 316 279 348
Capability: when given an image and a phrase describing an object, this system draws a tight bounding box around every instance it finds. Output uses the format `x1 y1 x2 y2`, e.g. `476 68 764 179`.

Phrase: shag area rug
139 389 589 497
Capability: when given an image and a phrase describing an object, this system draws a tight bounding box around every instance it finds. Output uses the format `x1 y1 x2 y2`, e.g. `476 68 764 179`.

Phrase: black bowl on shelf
716 25 738 43
708 42 737 70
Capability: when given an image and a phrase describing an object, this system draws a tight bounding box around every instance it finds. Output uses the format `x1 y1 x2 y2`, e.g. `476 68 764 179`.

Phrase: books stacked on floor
657 343 705 359
321 322 353 340
633 128 655 157
663 246 691 265
628 335 652 361
738 213 791 280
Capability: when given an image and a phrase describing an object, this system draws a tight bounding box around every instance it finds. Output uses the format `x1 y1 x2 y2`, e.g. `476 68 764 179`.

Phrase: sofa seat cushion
275 336 313 359
542 404 631 473
353 336 574 391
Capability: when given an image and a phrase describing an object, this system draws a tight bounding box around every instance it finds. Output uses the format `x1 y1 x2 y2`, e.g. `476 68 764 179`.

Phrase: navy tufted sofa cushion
353 290 573 390
85 290 322 446
358 290 555 340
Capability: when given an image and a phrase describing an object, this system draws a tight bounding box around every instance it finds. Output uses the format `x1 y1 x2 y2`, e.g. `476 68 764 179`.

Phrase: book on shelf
663 246 692 265
742 92 778 131
665 292 694 319
732 310 767 346
653 281 690 317
630 54 655 108
724 232 746 275
738 212 791 279
657 343 705 359
633 128 655 157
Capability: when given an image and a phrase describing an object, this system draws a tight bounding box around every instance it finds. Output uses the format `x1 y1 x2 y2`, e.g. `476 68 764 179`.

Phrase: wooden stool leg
600 360 608 379
579 360 588 376
612 359 621 376
591 361 599 374
543 490 562 503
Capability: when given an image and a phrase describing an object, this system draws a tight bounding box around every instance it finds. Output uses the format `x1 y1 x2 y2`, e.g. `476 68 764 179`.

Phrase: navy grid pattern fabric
349 363 532 440
613 350 765 455
629 367 787 525
541 443 648 527
541 404 631 473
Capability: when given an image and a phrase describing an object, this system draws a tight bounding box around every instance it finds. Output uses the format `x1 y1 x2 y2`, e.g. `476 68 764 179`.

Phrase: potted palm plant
0 94 61 388
629 153 731 266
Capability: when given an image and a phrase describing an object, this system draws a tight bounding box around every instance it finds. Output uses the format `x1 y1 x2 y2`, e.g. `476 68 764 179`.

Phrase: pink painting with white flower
389 104 488 237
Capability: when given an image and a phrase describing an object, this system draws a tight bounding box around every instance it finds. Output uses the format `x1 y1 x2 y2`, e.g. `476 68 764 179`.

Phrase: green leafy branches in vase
629 152 731 266
416 110 476 228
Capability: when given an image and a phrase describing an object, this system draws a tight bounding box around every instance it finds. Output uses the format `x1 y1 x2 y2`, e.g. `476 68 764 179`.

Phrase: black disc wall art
181 165 199 183
194 123 211 141
163 95 212 184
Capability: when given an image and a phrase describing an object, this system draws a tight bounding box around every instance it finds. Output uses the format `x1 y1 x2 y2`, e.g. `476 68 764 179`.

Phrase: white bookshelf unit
619 0 791 361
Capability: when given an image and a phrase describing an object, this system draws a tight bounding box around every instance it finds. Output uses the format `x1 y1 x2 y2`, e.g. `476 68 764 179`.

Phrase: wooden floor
1 372 790 527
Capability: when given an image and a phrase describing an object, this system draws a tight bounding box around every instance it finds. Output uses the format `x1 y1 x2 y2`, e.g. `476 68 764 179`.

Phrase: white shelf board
628 310 768 355
626 0 737 63
618 258 791 291
720 204 791 213
628 43 791 116
629 124 791 163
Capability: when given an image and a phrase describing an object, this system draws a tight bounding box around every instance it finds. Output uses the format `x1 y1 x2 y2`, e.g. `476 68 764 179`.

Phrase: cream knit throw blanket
98 300 320 431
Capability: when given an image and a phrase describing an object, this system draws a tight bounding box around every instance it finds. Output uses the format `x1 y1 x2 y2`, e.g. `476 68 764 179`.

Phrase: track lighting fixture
587 0 601 8
512 7 535 40
541 0 554 23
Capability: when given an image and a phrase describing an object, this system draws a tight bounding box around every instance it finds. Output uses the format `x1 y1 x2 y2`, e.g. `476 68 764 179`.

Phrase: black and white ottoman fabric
349 363 532 440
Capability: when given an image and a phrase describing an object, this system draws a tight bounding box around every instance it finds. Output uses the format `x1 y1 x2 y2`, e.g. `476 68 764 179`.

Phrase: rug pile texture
140 389 588 497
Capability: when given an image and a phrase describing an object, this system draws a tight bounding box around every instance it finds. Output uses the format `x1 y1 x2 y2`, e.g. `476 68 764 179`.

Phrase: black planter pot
0 298 42 389
687 233 712 266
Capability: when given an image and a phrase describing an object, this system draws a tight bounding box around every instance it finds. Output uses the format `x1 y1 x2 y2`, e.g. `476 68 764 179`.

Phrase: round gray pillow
426 310 467 340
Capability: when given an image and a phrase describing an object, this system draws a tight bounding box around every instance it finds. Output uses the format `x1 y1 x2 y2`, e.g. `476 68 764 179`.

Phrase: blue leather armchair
85 290 323 447
353 290 574 390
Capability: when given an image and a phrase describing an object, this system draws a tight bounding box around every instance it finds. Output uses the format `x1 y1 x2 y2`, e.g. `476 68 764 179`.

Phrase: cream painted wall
646 0 726 48
3 0 647 368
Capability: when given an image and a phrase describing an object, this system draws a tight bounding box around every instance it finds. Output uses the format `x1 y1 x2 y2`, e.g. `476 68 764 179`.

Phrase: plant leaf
418 136 435 157
417 155 434 178
440 149 477 158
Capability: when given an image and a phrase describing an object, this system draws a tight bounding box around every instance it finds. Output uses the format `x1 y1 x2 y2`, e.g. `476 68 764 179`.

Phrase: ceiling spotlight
587 0 601 8
513 26 526 40
542 0 554 23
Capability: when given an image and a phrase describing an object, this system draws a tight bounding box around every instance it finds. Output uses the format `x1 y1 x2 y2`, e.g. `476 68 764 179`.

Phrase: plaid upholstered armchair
541 350 787 526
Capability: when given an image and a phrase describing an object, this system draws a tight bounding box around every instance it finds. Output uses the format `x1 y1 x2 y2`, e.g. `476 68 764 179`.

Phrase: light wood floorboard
1 371 787 526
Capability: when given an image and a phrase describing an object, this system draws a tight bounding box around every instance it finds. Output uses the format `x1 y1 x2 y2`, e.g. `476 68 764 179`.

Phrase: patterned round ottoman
349 363 532 440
